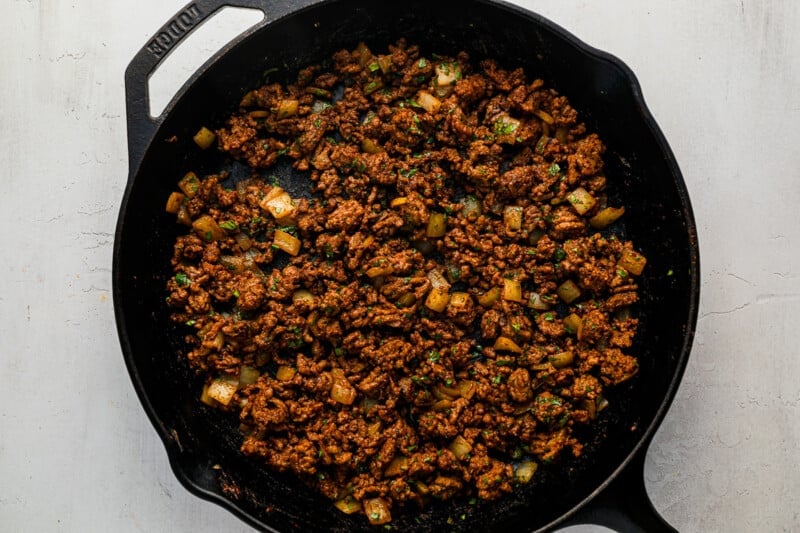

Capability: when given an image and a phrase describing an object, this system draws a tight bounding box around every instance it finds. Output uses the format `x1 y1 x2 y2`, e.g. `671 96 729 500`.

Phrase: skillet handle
124 0 316 173
558 449 677 533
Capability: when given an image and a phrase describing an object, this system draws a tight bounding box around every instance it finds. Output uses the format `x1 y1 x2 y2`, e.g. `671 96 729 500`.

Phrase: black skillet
114 0 700 530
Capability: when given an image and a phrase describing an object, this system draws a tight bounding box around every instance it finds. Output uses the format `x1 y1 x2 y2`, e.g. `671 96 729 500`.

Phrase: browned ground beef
165 39 645 525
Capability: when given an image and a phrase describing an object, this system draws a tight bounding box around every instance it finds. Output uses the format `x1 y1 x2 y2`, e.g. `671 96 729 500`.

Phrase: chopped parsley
548 163 561 176
219 220 237 231
175 272 191 286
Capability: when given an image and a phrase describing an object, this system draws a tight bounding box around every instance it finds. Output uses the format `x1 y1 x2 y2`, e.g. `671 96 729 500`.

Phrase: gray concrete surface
1 1 798 531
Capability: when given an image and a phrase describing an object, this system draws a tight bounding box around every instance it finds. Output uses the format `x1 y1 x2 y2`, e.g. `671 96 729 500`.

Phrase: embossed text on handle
146 3 203 59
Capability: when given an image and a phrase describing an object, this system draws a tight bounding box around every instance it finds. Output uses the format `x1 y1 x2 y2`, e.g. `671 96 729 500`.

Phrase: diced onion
478 287 501 308
456 380 477 399
504 206 523 231
292 289 316 305
427 270 451 291
330 368 356 405
549 351 574 369
494 336 523 354
361 138 383 154
239 366 260 386
449 435 472 460
461 195 482 221
384 456 409 477
533 109 555 125
234 233 252 251
528 292 551 311
416 91 441 113
363 498 391 526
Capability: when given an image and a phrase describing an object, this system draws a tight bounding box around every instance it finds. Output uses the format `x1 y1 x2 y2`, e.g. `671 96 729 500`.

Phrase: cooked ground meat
165 39 646 525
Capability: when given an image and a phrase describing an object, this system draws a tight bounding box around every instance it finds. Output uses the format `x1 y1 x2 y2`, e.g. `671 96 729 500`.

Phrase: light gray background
1 1 798 531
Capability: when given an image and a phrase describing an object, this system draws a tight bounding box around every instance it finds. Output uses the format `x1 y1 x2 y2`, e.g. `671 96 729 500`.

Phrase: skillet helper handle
125 0 311 173
560 450 677 533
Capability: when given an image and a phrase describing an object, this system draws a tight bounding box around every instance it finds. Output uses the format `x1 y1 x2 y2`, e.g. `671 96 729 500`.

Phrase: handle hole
148 6 264 118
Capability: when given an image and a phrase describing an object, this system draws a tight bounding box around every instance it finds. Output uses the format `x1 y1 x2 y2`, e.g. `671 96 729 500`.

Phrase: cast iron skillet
114 0 699 531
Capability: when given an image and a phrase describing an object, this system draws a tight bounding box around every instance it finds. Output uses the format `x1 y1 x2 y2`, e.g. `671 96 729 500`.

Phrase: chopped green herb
554 248 566 261
219 220 237 231
428 351 441 363
184 319 196 326
175 272 191 286
667 269 674 276
233 289 240 298
548 163 561 176
543 312 555 322
418 58 427 68
492 375 503 385
368 62 380 72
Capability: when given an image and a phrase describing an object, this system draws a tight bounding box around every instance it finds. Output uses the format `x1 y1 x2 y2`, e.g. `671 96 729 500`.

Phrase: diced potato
384 456 409 477
567 187 597 215
165 191 185 214
549 351 574 369
425 288 451 312
273 229 301 256
193 127 216 149
361 138 382 154
618 248 647 276
192 215 225 242
502 278 524 303
417 91 441 113
557 280 581 304
589 206 625 229
427 213 447 237
275 99 299 119
449 435 472 460
363 498 391 526
390 196 408 207
563 313 583 338
396 292 416 308
259 187 297 220
514 461 538 483
504 206 523 231
333 497 362 515
494 336 523 354
366 258 394 278
206 377 239 406
276 365 296 381
478 287 501 308
177 172 201 198
448 292 471 309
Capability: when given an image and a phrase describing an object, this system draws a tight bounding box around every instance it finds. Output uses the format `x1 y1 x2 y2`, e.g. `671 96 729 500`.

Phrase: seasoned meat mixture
164 40 647 525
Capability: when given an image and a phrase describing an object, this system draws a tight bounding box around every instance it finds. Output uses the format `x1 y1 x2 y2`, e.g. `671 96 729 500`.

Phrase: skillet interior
114 0 698 530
